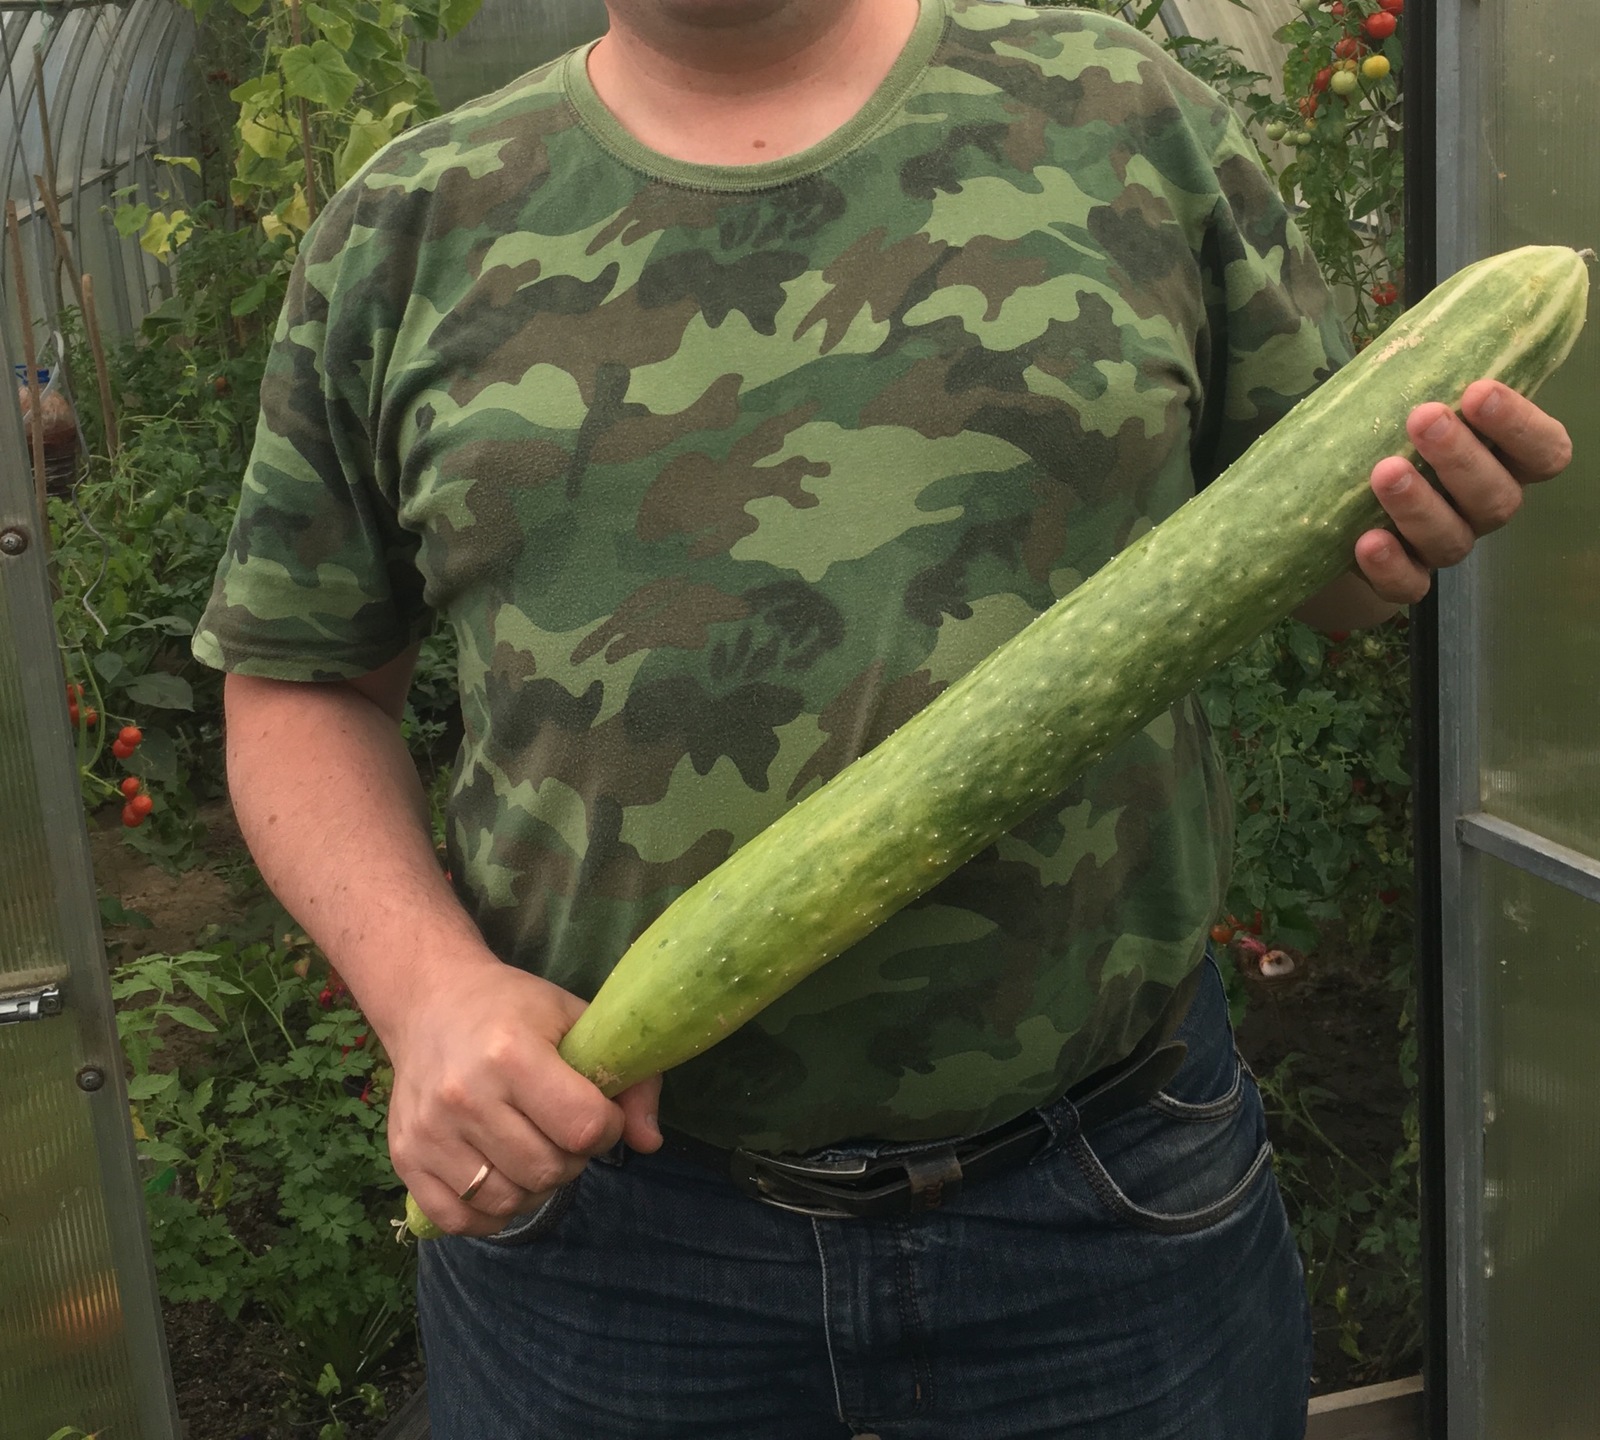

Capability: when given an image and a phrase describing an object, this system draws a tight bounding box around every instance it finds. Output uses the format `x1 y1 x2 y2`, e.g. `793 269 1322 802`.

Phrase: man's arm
224 650 661 1237
1296 379 1574 632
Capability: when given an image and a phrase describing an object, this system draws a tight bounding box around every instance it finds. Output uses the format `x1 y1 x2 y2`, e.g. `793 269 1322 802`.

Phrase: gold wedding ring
459 1160 493 1203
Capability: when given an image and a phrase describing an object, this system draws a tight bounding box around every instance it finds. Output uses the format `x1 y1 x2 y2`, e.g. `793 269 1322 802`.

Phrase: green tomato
401 1191 445 1242
1293 129 1314 146
1265 120 1289 141
1330 68 1360 96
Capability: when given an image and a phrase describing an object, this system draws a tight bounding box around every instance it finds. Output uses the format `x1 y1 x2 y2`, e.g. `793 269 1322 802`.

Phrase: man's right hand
382 959 663 1238
222 661 662 1242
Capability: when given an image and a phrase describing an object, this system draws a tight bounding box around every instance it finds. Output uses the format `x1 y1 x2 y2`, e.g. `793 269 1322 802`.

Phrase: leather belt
664 1030 1190 1221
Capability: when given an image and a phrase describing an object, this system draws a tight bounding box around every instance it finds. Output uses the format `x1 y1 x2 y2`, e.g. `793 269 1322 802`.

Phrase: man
195 1 1572 1435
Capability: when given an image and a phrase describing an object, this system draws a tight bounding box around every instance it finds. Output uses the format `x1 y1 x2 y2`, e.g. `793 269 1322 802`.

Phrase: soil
1234 942 1416 1395
90 807 1414 1436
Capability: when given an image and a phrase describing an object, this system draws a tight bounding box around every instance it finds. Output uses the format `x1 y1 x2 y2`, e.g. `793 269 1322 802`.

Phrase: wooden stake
31 49 57 192
6 199 51 536
82 274 118 460
34 176 86 318
287 0 319 223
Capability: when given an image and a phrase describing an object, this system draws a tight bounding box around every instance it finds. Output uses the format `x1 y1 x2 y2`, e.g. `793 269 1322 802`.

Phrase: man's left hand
1356 378 1573 604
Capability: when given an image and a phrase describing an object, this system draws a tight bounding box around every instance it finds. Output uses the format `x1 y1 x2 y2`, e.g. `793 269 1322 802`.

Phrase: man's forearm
1293 568 1403 633
224 667 502 1047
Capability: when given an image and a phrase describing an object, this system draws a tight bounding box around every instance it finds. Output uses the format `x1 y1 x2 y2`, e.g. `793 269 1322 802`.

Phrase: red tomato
119 777 142 798
1333 35 1365 58
117 725 143 748
1378 0 1403 12
129 793 154 819
1362 10 1398 38
1312 66 1333 93
121 803 145 829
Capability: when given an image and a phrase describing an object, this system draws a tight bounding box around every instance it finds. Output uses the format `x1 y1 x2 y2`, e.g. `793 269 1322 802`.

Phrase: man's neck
588 0 923 166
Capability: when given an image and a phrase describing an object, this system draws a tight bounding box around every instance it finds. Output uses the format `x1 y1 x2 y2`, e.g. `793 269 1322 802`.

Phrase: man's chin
611 0 820 32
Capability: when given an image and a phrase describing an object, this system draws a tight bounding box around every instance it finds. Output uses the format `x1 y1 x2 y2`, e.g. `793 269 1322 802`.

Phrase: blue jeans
416 957 1311 1439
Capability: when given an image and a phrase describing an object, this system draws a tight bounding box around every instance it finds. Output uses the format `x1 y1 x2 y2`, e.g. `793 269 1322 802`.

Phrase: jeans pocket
473 1176 580 1249
1067 1052 1275 1236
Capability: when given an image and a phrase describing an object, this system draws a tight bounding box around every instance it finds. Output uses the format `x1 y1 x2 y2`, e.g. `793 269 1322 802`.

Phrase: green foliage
1268 0 1406 342
114 939 415 1431
1206 613 1420 1380
193 0 483 236
1201 615 1413 953
1257 1014 1422 1380
50 208 290 857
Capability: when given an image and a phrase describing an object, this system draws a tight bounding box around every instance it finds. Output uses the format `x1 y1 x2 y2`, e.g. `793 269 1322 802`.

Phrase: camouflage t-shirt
194 0 1349 1152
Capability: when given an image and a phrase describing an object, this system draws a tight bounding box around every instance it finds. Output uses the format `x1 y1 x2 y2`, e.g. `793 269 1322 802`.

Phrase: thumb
615 1074 664 1153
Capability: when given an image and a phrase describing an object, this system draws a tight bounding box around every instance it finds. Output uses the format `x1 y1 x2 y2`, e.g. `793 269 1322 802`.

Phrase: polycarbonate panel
1475 1 1600 861
417 0 606 110
0 395 177 1430
1478 857 1600 1440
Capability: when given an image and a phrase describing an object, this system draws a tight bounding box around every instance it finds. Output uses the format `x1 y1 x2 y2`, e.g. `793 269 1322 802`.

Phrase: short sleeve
1187 108 1354 487
191 188 432 681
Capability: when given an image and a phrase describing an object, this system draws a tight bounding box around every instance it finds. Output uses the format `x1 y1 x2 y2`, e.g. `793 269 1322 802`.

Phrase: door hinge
0 983 64 1025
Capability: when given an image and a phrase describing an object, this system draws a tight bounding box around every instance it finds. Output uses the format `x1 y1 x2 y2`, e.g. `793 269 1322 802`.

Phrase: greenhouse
0 0 1595 1437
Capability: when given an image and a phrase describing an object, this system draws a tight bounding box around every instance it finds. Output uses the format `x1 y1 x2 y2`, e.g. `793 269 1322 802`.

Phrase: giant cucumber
557 243 1588 1096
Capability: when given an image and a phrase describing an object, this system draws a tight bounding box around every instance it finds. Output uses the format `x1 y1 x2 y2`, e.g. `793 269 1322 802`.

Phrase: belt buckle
728 1147 874 1219
729 1144 966 1220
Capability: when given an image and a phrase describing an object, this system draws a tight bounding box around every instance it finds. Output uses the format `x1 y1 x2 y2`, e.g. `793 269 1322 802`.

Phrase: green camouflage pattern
194 0 1349 1153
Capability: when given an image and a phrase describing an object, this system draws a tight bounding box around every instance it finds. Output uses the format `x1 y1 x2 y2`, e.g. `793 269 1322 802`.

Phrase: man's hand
223 664 662 1242
1297 378 1573 632
1357 378 1573 604
385 962 662 1239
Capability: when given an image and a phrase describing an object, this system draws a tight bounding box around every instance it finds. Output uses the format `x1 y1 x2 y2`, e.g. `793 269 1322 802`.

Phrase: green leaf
162 1004 219 1033
230 73 280 104
1285 623 1323 674
155 153 203 177
439 0 483 35
280 41 361 110
93 649 128 685
100 894 153 929
317 1362 344 1397
305 2 355 49
114 203 151 239
127 1072 180 1100
123 672 194 710
231 276 272 317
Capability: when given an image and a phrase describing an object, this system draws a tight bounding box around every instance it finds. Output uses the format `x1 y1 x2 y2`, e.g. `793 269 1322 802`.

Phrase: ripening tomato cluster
114 726 153 828
68 681 157 828
1209 912 1265 945
1267 0 1401 149
64 682 97 730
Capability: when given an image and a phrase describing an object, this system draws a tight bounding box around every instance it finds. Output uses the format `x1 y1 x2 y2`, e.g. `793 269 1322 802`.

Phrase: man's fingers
1458 378 1573 483
1404 403 1525 537
1352 526 1432 606
407 1163 555 1238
